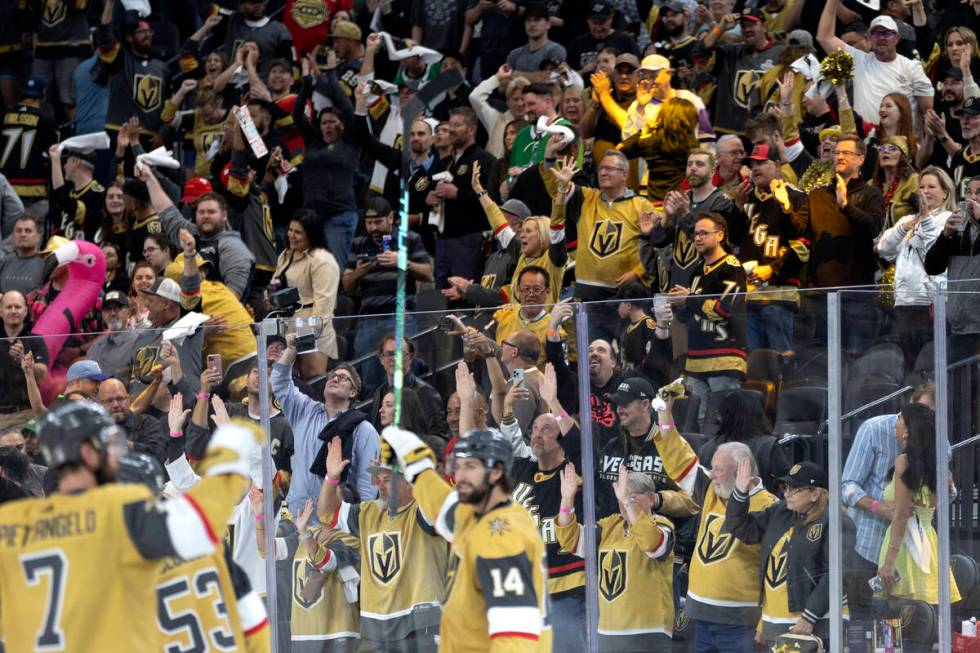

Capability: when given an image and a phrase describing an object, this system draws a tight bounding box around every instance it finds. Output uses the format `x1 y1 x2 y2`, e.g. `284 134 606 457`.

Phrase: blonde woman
876 165 950 364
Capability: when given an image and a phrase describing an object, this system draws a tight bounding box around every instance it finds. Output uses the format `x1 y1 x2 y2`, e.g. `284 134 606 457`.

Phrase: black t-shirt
566 30 638 71
346 232 432 315
0 328 49 409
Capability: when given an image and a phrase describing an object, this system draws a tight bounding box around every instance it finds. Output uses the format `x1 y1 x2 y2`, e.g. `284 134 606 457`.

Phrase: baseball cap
367 458 396 475
963 96 980 116
140 277 181 303
943 67 964 81
778 462 827 489
663 1 686 13
608 377 656 405
103 290 129 308
63 148 97 167
818 125 843 143
500 199 531 220
330 20 362 41
786 29 814 49
180 176 213 204
739 8 765 22
22 75 48 99
639 54 671 73
66 360 111 383
524 2 551 20
868 15 898 33
266 58 292 73
588 0 614 18
364 196 392 218
614 53 640 70
745 144 781 163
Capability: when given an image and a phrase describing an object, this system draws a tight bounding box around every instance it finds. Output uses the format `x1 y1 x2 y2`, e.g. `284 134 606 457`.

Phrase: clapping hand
17 348 31 372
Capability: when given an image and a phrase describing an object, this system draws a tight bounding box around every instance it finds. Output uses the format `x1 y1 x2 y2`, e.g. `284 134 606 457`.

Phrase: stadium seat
848 343 906 386
671 395 700 435
701 388 763 437
773 386 828 439
745 348 782 416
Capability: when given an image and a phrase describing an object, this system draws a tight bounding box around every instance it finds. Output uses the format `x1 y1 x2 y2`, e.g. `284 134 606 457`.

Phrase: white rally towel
58 131 111 154
162 312 210 344
137 146 181 169
120 0 151 16
379 31 442 65
535 115 575 147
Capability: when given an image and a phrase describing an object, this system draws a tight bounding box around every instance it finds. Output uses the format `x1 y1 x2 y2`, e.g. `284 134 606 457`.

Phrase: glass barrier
8 282 973 652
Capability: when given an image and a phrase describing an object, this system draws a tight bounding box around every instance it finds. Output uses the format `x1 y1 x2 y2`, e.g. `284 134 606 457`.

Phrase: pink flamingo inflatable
33 241 106 402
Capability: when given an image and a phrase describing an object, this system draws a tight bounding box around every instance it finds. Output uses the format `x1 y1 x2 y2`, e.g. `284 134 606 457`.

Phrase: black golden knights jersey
413 469 553 652
157 546 270 653
328 497 447 642
0 105 56 199
0 476 247 652
679 253 748 379
557 512 675 652
511 458 586 595
50 178 105 242
96 23 171 134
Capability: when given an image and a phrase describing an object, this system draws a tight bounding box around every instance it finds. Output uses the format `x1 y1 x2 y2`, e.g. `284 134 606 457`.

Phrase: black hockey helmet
37 401 124 469
117 452 166 495
454 428 514 474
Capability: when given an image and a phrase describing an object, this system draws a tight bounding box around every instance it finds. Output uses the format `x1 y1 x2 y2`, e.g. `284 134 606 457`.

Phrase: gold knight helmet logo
290 0 326 28
368 531 402 585
697 514 736 564
135 74 162 112
588 220 623 259
42 0 67 27
598 550 627 602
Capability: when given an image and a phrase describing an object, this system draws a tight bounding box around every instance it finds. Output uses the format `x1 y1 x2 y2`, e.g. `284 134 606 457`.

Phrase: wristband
477 190 487 198
197 392 210 401
711 26 723 36
871 499 879 513
169 430 183 439
555 409 569 420
659 422 675 431
325 476 341 486
559 507 574 514
254 514 265 522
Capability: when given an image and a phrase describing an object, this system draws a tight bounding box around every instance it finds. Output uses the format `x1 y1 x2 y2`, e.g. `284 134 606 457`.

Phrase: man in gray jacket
138 165 256 300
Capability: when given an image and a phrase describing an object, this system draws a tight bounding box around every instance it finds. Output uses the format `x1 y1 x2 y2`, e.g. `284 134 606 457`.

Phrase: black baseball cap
525 2 550 20
608 377 655 404
364 196 393 218
588 1 614 18
103 290 129 308
943 67 964 81
963 96 980 116
739 7 765 22
778 462 827 489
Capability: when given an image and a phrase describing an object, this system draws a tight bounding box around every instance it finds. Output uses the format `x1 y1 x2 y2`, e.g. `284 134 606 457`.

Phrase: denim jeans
323 210 358 272
693 620 756 653
746 302 795 352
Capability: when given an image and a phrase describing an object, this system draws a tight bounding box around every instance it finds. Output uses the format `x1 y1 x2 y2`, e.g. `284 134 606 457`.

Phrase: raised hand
613 464 630 504
551 156 579 192
539 363 557 407
471 160 484 195
455 360 476 399
735 455 754 494
777 69 794 105
295 498 315 532
325 436 350 481
19 349 32 374
559 461 579 501
248 485 264 516
168 392 190 433
211 394 230 426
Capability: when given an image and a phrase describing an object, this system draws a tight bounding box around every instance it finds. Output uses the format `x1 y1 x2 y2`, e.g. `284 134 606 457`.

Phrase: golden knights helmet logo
290 0 327 28
368 531 402 585
135 74 163 112
598 550 627 602
732 69 761 109
293 560 325 609
765 548 788 589
42 0 67 27
588 220 623 259
697 514 736 564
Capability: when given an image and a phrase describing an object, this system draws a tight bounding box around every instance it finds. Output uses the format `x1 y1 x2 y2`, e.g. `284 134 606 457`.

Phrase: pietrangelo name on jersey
0 509 96 547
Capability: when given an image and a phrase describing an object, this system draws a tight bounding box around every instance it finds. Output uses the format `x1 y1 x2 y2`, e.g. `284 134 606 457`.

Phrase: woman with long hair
101 244 129 294
128 261 156 328
873 136 919 231
496 117 528 200
616 96 699 202
272 210 340 379
698 390 790 494
726 457 834 649
876 166 950 365
876 404 960 632
98 183 129 262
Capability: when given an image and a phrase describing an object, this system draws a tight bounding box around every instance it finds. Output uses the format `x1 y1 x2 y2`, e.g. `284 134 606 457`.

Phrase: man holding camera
343 197 433 358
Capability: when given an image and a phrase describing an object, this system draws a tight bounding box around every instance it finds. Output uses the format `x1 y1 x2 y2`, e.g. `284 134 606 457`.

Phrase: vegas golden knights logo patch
415 176 430 192
673 229 697 269
807 523 823 542
732 70 759 109
765 550 788 588
368 532 402 584
697 514 735 564
135 74 163 112
290 0 326 28
900 604 915 628
588 220 623 259
598 550 627 602
674 608 691 633
42 0 67 26
293 560 324 609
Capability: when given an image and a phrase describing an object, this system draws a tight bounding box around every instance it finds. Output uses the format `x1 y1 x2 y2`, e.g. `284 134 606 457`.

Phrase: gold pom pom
820 48 855 87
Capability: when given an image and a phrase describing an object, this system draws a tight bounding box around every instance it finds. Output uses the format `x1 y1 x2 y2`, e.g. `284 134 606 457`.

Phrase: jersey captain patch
588 220 624 259
598 549 627 602
367 531 402 585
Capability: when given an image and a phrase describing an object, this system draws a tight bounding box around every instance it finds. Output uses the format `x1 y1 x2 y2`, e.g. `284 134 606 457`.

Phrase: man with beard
567 1 638 72
655 1 698 73
920 67 969 170
96 0 172 142
96 378 167 464
317 436 448 652
379 425 553 650
646 148 733 291
87 291 139 382
0 217 45 295
942 98 980 198
510 82 575 168
654 395 777 652
0 429 47 497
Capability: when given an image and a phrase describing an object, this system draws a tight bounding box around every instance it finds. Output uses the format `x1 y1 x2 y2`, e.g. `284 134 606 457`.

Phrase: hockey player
0 401 262 652
116 452 271 653
379 425 552 651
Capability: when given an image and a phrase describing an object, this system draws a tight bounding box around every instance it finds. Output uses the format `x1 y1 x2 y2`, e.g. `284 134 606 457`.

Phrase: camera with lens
268 286 300 315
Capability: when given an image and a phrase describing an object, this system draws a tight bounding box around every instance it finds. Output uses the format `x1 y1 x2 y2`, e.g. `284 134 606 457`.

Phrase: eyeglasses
877 144 900 153
379 350 397 359
637 72 660 83
869 30 896 38
693 230 719 238
502 340 517 349
834 150 859 158
783 486 812 496
520 285 546 295
143 246 161 254
328 372 353 385
598 165 628 173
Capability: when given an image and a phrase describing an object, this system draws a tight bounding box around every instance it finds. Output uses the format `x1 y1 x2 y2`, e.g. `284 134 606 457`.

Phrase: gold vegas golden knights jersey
412 469 552 652
654 425 777 626
157 546 270 653
289 528 361 653
327 497 448 642
0 475 247 652
557 512 675 652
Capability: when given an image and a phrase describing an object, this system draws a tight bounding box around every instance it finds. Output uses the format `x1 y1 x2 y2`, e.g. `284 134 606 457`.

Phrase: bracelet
660 422 675 431
711 25 723 36
555 409 569 420
197 392 210 401
255 514 265 522
871 499 879 513
169 430 182 439
476 190 487 198
325 476 341 486
559 507 574 514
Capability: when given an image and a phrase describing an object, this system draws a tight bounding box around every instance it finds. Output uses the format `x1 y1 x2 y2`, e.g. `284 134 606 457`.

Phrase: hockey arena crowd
1 0 980 650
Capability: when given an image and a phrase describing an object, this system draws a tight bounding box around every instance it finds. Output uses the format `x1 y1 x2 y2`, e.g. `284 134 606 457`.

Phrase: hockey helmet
117 452 166 495
37 401 124 469
454 428 514 474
